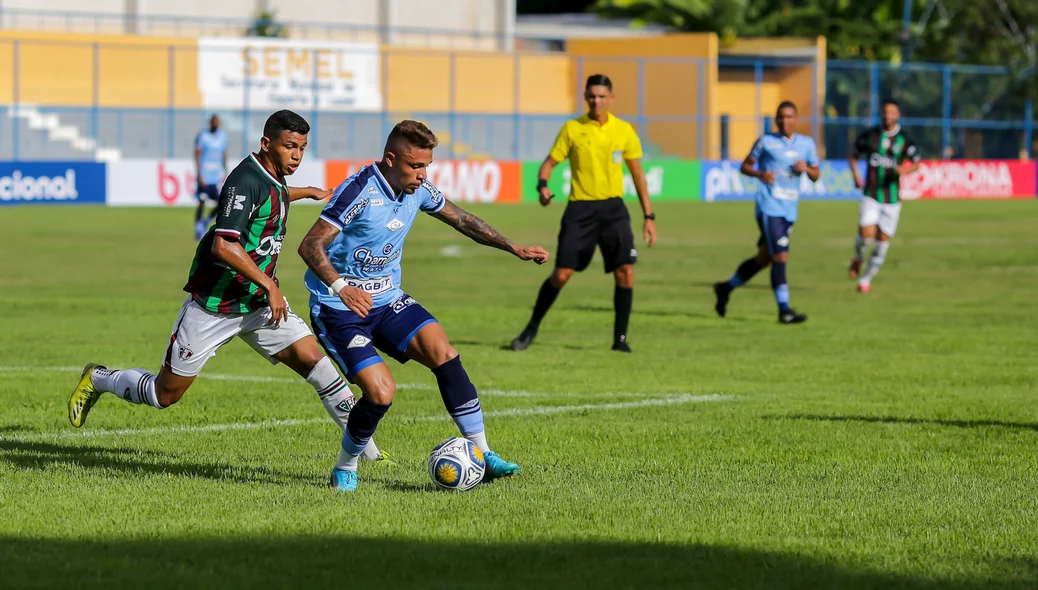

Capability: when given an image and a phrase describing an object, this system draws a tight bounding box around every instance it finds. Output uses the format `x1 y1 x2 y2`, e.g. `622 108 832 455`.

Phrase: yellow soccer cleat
68 363 105 428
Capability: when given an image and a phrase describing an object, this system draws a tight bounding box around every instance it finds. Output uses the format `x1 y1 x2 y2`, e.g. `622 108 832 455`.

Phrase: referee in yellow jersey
511 74 657 353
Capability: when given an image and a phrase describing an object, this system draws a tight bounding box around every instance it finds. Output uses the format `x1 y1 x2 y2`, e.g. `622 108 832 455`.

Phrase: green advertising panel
520 160 702 203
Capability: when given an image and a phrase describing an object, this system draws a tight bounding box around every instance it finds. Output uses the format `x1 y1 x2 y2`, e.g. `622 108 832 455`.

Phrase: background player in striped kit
848 99 921 293
68 110 386 463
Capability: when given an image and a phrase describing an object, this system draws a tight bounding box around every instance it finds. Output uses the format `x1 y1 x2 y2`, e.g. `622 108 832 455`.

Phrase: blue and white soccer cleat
482 451 519 481
329 468 358 492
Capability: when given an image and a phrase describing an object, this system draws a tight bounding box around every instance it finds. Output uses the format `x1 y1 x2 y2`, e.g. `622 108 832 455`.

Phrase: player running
68 110 386 462
195 114 229 240
298 120 549 492
713 101 820 324
848 99 921 293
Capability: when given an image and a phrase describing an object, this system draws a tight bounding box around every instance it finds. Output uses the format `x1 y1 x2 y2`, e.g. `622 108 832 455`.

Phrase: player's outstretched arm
432 200 549 264
287 186 333 202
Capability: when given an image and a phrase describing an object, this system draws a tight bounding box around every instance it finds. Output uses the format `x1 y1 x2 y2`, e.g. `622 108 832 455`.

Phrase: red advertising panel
325 160 521 203
901 160 1037 200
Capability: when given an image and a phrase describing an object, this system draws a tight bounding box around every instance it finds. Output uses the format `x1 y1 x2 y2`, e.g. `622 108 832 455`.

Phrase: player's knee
361 379 396 405
550 269 573 288
772 252 789 264
756 251 772 266
614 265 634 287
155 383 186 408
426 344 458 368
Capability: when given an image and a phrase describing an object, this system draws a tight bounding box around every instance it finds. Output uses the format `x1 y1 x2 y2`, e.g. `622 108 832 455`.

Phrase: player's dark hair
586 74 613 91
882 98 901 109
263 110 310 139
777 101 798 114
388 120 439 150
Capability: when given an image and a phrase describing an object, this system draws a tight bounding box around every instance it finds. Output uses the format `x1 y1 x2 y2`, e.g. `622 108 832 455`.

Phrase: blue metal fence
0 41 1033 162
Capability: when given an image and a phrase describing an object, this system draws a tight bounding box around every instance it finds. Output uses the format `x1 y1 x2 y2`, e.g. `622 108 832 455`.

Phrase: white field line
0 365 700 399
0 394 732 443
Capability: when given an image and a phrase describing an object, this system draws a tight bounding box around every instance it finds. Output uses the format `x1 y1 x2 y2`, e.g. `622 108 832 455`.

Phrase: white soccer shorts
163 297 312 377
858 196 902 237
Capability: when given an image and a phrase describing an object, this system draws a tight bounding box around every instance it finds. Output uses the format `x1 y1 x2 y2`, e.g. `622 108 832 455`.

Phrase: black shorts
555 198 636 273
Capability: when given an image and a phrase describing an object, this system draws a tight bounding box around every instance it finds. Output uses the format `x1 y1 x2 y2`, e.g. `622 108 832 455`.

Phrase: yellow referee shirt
549 113 643 201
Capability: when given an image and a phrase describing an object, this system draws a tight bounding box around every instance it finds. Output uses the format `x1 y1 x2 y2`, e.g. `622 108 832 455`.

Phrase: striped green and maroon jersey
854 125 921 204
184 153 289 314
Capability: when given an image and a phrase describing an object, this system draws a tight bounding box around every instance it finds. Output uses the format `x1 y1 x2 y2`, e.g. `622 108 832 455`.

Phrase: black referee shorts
555 197 637 273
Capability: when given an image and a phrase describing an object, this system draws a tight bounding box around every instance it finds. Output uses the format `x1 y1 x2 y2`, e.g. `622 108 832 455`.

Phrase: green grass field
1 200 1037 589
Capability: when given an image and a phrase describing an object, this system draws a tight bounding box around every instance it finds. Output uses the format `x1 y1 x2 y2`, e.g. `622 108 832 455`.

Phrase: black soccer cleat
713 282 731 318
778 308 808 324
510 327 538 351
611 341 632 353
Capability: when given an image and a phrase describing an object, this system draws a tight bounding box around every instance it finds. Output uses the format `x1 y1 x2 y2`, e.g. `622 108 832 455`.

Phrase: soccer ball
428 437 485 491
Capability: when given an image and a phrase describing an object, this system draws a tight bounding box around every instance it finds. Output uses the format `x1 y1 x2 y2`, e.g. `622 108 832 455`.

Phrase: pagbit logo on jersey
385 218 405 231
347 335 372 349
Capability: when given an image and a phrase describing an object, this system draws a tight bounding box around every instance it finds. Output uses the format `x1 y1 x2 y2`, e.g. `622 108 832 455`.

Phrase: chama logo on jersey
347 335 372 349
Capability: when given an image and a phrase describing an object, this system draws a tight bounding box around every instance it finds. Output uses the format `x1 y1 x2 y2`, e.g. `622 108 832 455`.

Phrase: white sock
861 241 890 283
467 430 490 453
853 234 873 262
306 357 381 461
335 446 359 471
94 367 163 409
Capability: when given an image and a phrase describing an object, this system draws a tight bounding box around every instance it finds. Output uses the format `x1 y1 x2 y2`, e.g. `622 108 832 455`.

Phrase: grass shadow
0 440 310 485
765 414 1038 433
0 535 1032 589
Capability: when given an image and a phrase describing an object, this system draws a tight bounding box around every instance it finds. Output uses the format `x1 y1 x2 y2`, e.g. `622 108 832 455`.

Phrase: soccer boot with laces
68 363 105 428
482 450 519 481
329 468 358 492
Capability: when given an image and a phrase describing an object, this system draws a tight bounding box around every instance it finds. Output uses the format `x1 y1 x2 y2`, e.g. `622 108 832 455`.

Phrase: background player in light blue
713 101 820 324
194 114 229 240
298 120 549 492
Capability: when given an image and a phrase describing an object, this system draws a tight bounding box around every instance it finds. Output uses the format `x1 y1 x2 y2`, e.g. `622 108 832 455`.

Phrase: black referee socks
527 278 561 331
614 286 633 346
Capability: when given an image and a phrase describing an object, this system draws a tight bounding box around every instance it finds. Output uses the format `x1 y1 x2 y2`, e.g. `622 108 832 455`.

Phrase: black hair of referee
510 74 657 353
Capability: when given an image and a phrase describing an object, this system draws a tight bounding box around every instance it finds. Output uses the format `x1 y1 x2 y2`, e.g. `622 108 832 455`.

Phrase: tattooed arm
297 218 374 317
431 199 550 264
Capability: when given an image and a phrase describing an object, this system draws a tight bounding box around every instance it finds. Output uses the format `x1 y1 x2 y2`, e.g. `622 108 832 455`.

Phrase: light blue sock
771 262 791 312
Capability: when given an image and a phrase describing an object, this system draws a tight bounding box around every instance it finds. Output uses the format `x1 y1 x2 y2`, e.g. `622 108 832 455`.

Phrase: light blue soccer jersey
305 164 446 310
196 129 229 186
747 132 819 222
